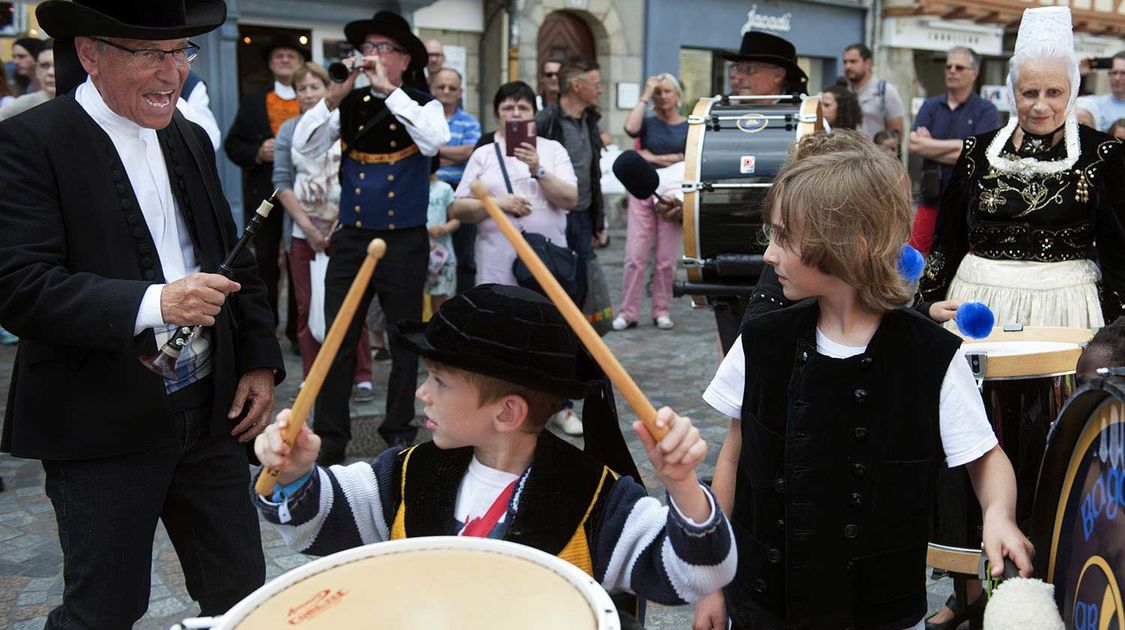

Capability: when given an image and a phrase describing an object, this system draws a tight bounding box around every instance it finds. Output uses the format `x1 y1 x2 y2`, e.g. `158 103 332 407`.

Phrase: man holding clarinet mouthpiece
0 1 284 627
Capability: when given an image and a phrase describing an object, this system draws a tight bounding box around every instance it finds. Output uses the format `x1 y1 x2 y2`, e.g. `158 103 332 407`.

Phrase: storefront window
679 47 725 110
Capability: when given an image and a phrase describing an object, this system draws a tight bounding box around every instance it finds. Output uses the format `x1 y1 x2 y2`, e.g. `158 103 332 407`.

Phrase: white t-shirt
703 330 997 468
853 77 905 139
453 457 521 534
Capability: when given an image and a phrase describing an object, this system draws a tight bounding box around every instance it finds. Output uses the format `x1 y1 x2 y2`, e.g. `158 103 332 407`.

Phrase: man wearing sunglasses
908 47 999 254
292 10 450 464
0 1 285 627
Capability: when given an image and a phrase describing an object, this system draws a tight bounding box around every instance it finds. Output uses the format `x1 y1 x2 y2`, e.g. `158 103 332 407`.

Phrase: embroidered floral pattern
978 168 1070 217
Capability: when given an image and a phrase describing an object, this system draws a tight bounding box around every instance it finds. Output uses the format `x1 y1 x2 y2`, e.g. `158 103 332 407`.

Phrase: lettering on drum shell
1098 407 1124 469
287 588 348 625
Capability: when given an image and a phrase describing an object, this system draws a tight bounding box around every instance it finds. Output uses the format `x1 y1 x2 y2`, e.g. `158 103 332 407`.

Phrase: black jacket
224 91 280 219
536 103 606 231
0 95 284 460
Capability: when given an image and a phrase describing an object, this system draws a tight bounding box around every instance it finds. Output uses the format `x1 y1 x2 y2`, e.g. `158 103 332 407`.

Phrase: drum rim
213 536 621 630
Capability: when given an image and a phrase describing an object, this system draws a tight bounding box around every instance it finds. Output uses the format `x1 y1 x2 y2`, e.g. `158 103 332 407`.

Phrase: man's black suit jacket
224 91 277 219
0 93 285 461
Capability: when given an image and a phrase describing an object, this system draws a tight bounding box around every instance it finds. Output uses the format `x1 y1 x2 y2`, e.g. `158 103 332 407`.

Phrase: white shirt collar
75 76 150 139
274 81 296 100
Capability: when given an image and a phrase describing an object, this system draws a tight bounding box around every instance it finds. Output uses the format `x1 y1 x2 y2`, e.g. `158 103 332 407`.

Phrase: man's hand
160 273 241 327
305 225 330 253
512 142 540 174
654 194 683 222
497 194 532 217
257 138 276 163
255 409 321 486
228 368 276 443
362 56 396 95
692 590 728 630
982 511 1035 578
928 299 960 323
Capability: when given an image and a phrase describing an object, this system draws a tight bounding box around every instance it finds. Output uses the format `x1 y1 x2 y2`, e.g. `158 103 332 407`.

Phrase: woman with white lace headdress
919 6 1125 329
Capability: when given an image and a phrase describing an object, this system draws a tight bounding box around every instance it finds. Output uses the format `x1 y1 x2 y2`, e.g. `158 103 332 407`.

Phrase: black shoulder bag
492 142 581 303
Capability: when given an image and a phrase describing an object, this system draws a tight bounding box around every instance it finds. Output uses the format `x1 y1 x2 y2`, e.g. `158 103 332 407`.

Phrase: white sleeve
176 94 221 151
939 348 999 467
385 89 451 157
293 98 340 157
703 334 745 419
133 284 166 335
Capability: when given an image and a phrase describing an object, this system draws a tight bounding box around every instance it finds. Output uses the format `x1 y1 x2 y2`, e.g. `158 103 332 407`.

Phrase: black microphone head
612 150 660 199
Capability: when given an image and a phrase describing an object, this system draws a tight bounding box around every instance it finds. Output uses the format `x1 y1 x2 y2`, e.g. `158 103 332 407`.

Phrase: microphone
612 151 660 199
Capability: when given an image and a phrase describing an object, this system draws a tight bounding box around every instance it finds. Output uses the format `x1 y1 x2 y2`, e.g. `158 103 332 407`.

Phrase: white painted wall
415 0 485 33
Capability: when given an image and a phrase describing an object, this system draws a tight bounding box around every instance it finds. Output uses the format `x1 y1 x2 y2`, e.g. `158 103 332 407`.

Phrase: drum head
215 537 620 630
1030 378 1125 626
963 340 1083 380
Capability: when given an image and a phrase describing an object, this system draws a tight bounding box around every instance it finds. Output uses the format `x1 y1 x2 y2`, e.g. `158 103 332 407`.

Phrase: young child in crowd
1077 316 1125 383
253 284 736 623
425 174 459 313
693 137 1033 629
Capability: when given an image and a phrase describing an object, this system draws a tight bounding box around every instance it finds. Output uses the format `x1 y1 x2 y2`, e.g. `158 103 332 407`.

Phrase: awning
884 0 1125 36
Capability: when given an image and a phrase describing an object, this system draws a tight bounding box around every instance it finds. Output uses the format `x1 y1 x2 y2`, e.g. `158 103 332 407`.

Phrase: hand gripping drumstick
470 181 668 440
255 239 387 496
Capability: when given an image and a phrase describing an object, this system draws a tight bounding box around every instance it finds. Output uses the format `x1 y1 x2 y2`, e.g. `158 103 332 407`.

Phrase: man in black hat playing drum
292 10 449 464
0 1 285 627
225 32 310 328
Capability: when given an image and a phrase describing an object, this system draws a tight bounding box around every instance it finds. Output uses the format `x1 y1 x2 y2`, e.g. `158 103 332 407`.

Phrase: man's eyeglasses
360 42 406 55
945 63 970 72
94 38 199 67
730 63 763 75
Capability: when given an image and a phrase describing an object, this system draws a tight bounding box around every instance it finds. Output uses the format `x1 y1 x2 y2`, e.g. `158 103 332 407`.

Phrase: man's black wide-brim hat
37 0 226 40
261 32 311 64
344 10 427 75
720 30 809 92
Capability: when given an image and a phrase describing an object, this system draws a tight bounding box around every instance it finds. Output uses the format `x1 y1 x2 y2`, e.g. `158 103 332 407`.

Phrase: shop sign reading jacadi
740 5 793 34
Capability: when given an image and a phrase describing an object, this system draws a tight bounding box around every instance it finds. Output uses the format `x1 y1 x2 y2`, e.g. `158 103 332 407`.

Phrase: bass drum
1029 376 1125 627
681 95 824 306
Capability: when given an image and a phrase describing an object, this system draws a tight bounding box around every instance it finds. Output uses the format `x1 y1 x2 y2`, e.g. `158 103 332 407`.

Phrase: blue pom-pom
956 302 995 339
898 244 925 283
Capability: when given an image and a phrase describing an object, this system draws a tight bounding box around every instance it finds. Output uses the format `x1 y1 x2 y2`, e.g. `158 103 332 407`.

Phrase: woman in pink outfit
614 74 688 331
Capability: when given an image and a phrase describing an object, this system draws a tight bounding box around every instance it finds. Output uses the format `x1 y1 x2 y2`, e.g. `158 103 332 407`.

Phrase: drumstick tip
367 238 387 259
470 180 488 199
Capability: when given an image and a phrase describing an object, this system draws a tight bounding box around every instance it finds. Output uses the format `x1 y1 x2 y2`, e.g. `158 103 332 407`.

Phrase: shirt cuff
668 483 719 529
269 468 316 503
133 284 166 335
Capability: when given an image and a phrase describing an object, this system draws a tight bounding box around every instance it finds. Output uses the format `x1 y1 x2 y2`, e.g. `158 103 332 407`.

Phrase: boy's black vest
727 300 961 630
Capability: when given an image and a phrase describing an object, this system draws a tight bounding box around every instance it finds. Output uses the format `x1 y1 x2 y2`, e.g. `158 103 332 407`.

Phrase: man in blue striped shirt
432 68 482 292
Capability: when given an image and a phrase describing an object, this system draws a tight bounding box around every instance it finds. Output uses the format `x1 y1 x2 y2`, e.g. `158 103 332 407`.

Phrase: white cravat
274 80 296 100
76 77 200 334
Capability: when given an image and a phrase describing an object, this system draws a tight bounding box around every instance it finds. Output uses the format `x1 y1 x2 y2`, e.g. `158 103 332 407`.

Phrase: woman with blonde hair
614 73 688 331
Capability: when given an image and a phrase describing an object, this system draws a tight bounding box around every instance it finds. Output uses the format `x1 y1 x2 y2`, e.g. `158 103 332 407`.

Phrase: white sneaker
654 315 675 330
611 316 637 331
551 409 584 436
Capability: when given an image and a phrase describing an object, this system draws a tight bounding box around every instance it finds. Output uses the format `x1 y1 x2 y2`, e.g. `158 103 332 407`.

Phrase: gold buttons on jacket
359 172 366 180
388 223 396 230
354 205 361 213
363 95 372 103
388 191 395 199
388 174 395 181
355 188 362 195
356 220 363 227
389 140 398 148
388 210 395 217
389 123 397 131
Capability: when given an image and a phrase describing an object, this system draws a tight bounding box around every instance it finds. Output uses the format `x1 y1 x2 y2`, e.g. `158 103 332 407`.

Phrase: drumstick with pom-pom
470 181 668 440
255 239 387 496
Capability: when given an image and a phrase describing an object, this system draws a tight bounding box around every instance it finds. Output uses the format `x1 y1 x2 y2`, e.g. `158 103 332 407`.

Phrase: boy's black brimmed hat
396 284 597 399
394 284 642 484
37 0 226 40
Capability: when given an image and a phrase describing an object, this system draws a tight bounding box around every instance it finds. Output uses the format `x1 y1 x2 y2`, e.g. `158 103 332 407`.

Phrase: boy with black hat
225 32 311 327
253 284 735 617
293 10 450 463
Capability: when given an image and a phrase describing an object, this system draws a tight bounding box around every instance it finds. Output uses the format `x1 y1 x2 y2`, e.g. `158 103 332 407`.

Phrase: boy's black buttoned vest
727 300 961 630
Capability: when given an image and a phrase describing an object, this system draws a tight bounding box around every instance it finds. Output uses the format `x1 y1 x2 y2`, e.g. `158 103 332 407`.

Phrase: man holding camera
292 10 449 463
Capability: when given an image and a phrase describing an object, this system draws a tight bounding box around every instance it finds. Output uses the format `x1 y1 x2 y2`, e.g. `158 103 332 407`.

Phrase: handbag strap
493 141 514 194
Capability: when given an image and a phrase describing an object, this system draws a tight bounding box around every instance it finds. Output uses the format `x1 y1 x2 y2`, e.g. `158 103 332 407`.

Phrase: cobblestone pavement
0 227 951 628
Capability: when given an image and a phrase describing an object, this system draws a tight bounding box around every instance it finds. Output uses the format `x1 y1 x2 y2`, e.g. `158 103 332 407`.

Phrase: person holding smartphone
450 81 577 289
1083 51 1125 131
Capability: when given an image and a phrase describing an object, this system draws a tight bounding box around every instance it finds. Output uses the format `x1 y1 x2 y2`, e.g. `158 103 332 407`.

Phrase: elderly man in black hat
225 31 310 329
293 10 449 464
0 1 285 627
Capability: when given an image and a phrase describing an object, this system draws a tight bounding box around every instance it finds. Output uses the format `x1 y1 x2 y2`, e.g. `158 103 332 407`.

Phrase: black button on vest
852 463 866 478
844 524 858 538
853 388 868 404
853 427 868 441
849 493 864 509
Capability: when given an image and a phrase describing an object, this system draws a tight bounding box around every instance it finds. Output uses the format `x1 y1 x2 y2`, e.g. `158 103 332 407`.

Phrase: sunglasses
945 63 970 72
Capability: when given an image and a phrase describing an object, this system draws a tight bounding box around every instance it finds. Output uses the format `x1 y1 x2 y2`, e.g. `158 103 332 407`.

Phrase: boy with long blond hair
694 135 1033 629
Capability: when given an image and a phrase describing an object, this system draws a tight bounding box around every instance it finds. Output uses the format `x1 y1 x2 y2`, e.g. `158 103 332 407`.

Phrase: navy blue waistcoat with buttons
727 300 960 630
336 86 433 231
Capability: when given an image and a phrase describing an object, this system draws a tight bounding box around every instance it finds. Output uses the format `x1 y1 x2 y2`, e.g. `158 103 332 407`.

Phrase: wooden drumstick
470 181 669 440
255 238 387 496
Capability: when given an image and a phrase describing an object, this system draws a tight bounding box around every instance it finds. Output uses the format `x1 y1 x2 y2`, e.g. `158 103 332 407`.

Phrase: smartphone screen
504 120 536 156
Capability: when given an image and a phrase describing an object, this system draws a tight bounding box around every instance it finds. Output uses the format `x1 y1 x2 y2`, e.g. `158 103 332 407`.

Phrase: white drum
173 537 620 630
